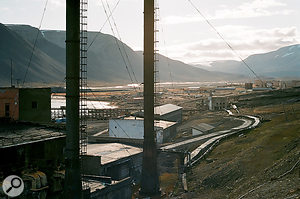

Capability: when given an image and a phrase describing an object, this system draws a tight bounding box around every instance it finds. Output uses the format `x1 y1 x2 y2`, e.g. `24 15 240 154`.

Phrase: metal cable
87 0 121 51
187 0 264 85
22 0 49 85
100 0 137 91
105 0 139 86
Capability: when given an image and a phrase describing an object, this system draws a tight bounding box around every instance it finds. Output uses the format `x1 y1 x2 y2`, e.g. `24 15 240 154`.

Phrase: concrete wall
159 109 182 123
211 97 229 111
0 88 19 120
192 128 203 136
161 124 177 143
100 152 143 183
109 119 144 139
82 155 101 176
19 88 51 123
90 177 132 199
109 119 164 143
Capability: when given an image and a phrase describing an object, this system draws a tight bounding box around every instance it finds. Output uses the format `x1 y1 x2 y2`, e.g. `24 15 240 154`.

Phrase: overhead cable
187 0 264 84
100 0 137 90
105 0 139 85
87 0 121 51
22 0 49 85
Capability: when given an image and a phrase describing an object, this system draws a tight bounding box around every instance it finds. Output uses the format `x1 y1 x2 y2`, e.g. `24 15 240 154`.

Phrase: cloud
162 0 293 25
162 26 300 64
0 7 10 12
49 0 64 7
162 15 203 25
214 0 292 19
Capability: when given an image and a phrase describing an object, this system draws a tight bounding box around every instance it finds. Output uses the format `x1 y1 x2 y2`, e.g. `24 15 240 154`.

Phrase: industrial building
155 104 183 123
0 87 51 123
0 122 66 198
86 143 142 181
208 95 229 111
215 87 236 91
133 104 183 123
245 83 253 89
109 116 177 144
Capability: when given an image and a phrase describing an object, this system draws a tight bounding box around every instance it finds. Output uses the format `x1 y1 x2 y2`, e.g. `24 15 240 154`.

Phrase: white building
109 117 177 144
133 104 183 123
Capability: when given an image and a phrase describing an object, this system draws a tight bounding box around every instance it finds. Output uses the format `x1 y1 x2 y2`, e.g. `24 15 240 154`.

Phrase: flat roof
0 123 65 148
154 104 182 116
0 87 51 90
192 123 215 132
87 143 142 165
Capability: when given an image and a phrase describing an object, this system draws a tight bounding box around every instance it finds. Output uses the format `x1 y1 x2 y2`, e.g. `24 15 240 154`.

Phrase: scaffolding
80 0 88 191
154 0 160 107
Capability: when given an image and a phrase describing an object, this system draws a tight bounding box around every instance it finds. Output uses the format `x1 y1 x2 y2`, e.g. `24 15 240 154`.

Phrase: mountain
197 45 300 78
0 24 245 86
42 28 245 83
0 24 65 86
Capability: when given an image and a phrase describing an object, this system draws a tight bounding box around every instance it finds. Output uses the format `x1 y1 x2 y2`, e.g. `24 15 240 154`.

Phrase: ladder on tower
80 0 88 191
154 0 160 107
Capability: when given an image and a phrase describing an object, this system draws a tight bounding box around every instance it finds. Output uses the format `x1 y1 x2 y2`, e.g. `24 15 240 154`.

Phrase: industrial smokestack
140 0 160 197
64 0 82 198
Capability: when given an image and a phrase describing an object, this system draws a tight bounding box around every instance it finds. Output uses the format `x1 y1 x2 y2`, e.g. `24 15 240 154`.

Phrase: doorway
5 103 10 117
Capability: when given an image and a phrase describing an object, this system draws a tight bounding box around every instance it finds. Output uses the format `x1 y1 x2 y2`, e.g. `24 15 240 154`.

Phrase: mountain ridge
0 24 251 86
196 44 300 78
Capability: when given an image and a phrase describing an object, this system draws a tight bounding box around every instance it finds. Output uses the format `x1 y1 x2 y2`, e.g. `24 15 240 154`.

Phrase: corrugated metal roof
0 124 65 148
192 123 215 132
154 104 182 116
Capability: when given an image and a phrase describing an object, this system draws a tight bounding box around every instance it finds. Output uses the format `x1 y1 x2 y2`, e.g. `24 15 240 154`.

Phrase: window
32 101 38 109
5 103 10 117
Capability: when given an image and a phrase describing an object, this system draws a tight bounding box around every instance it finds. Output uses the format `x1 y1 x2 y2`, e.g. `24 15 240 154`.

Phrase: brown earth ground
165 88 300 199
79 86 300 199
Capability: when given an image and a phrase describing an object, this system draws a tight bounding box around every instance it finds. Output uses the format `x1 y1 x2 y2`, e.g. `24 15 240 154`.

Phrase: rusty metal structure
79 0 89 192
140 0 160 196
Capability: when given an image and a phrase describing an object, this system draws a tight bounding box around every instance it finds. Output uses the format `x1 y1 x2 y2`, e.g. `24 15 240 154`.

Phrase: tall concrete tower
140 0 160 197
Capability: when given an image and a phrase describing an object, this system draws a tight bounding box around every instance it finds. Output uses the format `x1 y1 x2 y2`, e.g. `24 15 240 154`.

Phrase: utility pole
140 0 160 197
64 0 82 198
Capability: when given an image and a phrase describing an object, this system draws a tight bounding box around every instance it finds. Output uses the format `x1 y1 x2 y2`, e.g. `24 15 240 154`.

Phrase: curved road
161 115 259 151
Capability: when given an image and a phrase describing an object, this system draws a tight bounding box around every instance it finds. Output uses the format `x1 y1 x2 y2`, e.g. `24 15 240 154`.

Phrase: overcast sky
0 0 299 65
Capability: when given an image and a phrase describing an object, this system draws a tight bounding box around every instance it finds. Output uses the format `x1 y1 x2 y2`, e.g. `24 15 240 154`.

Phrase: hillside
0 24 65 86
198 44 300 78
171 88 300 198
42 28 246 83
0 24 245 86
